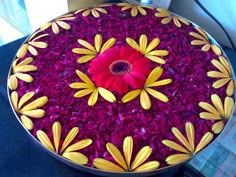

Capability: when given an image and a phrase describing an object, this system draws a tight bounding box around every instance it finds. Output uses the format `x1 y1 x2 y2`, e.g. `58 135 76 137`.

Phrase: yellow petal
11 91 18 111
137 6 147 16
146 79 172 87
91 9 100 18
77 55 95 63
14 65 37 73
82 10 91 17
195 132 213 153
145 55 166 64
98 87 116 102
145 67 163 86
121 89 141 103
211 59 228 74
166 154 191 165
69 82 90 89
52 22 59 34
171 127 192 152
145 38 160 54
155 8 170 17
131 7 138 17
134 161 160 172
28 45 38 56
40 22 51 30
185 122 195 152
211 45 222 56
177 17 190 26
28 41 48 48
100 38 116 53
212 121 224 134
96 7 107 14
15 73 33 83
106 143 128 170
219 56 231 75
31 33 49 42
52 122 61 153
95 34 102 51
140 90 151 110
207 71 229 78
58 17 76 21
123 136 133 168
145 88 169 102
173 17 181 28
56 21 70 30
189 32 206 41
74 89 94 98
191 40 208 45
8 75 18 90
198 102 220 115
131 146 152 170
62 152 88 165
72 48 96 55
78 39 96 52
226 80 234 96
161 17 172 24
139 34 147 53
17 57 33 66
201 44 211 52
199 112 221 120
20 115 33 130
65 139 92 152
121 6 132 11
148 50 169 56
88 89 98 106
224 96 234 118
195 27 208 40
211 94 224 117
93 158 125 172
16 44 28 58
61 127 79 152
162 140 189 153
126 37 140 51
75 70 94 87
20 96 48 112
212 78 230 88
18 92 35 110
23 109 45 118
36 130 55 152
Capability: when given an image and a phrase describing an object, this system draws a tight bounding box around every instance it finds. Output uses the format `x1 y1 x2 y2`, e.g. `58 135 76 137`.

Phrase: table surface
1 37 236 177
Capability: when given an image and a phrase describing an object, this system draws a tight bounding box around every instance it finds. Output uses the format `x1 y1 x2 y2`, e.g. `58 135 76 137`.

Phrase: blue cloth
1 37 235 177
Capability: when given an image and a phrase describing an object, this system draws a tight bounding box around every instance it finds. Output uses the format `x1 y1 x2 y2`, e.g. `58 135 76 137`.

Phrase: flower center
109 60 133 75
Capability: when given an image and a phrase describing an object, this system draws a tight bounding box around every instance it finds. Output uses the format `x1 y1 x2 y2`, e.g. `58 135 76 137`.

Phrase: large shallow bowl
7 3 236 177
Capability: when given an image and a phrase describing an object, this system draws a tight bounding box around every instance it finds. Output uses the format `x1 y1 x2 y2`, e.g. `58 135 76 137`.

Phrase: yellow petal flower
166 154 191 165
162 140 189 153
8 75 18 90
14 65 37 73
224 97 234 118
219 56 231 75
72 48 97 55
100 38 116 53
16 44 28 58
211 59 229 75
212 78 231 88
145 55 166 64
56 21 71 30
52 22 59 34
201 44 211 51
15 73 33 83
199 112 221 120
28 45 38 56
145 38 160 54
185 122 195 152
140 90 151 110
98 87 116 102
211 94 224 117
28 41 48 48
212 121 224 134
75 70 94 88
69 82 89 89
131 146 152 170
17 57 33 66
123 136 133 168
146 79 172 87
121 89 141 103
61 127 79 152
106 143 128 170
93 158 125 172
211 45 221 56
134 161 160 172
52 122 61 153
20 115 33 130
226 80 234 96
77 55 95 63
77 39 96 52
145 88 169 102
126 37 140 51
23 109 45 118
62 152 88 165
198 102 220 116
74 89 94 98
139 34 147 53
95 34 102 51
21 96 48 112
65 139 92 152
207 71 229 78
88 89 99 106
37 130 55 152
10 91 19 111
195 132 213 153
145 67 163 86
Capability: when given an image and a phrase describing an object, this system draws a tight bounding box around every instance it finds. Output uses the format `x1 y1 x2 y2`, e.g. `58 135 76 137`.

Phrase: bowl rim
6 3 236 177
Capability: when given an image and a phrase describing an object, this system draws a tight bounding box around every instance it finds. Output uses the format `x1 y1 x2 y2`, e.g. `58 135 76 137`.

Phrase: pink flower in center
88 46 151 93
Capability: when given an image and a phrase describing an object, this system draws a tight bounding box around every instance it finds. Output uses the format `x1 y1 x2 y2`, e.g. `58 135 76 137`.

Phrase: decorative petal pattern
73 34 116 63
207 56 234 96
199 94 234 134
162 122 213 165
117 3 153 17
122 67 172 110
189 27 222 56
70 69 116 106
75 5 110 18
10 91 48 130
8 57 37 90
16 30 48 58
93 136 159 172
155 8 190 28
126 34 169 64
36 121 92 165
40 14 76 34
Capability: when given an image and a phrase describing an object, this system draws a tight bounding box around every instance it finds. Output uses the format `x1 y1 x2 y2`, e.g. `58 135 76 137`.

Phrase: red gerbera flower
88 46 151 93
